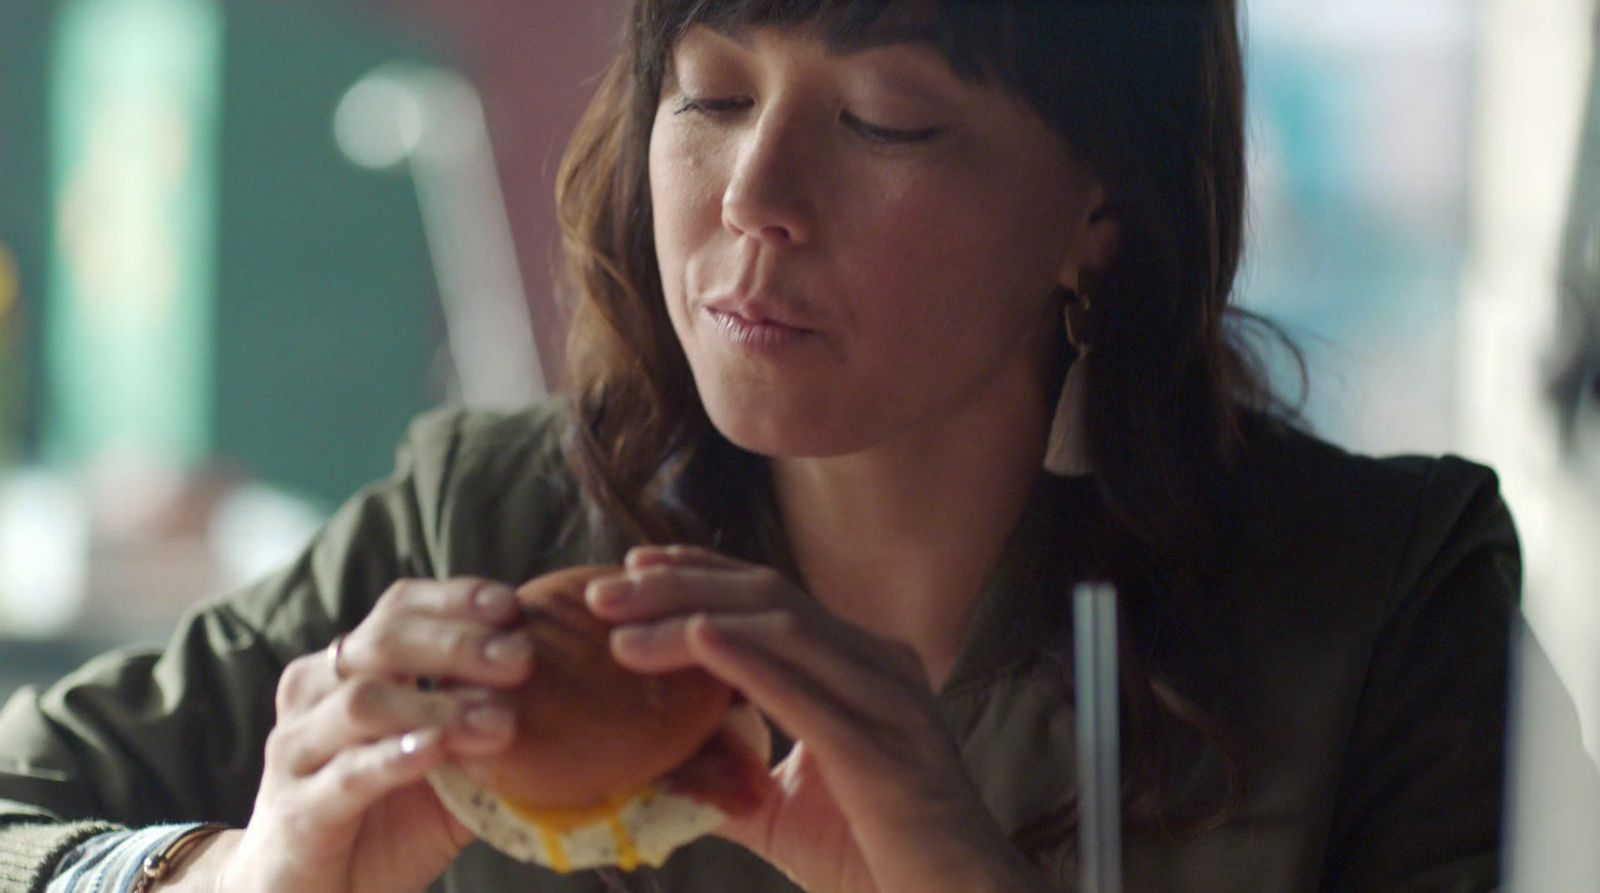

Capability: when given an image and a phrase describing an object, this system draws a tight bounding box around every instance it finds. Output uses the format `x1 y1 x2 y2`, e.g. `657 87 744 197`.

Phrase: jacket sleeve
1321 457 1522 892
0 409 468 892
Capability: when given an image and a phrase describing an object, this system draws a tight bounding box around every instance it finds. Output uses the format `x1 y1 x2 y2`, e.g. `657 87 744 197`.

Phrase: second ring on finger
328 634 351 682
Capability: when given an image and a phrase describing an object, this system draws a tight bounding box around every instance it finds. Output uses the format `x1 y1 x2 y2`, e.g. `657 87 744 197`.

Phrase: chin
700 389 866 459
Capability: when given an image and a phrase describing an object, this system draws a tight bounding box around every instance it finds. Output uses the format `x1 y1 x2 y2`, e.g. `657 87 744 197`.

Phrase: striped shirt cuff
46 824 215 893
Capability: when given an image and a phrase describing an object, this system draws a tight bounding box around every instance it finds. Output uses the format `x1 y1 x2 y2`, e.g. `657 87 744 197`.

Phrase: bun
428 565 764 872
474 565 733 809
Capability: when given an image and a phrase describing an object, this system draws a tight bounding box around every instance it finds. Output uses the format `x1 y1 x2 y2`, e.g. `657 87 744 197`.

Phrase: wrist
159 828 242 893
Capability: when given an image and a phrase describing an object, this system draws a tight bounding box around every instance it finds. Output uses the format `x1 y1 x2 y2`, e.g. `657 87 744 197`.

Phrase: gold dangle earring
1043 276 1095 477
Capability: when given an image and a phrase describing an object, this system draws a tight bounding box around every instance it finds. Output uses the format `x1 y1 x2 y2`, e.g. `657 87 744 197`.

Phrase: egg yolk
503 787 654 872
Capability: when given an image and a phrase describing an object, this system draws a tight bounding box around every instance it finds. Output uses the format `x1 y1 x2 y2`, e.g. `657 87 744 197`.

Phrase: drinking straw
1074 581 1123 893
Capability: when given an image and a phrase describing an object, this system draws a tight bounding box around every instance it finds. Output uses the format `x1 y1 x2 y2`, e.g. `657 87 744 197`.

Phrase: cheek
647 132 687 298
845 176 1064 341
648 125 723 310
822 175 1072 416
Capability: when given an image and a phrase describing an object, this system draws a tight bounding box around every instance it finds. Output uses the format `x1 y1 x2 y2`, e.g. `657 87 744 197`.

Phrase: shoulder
1218 420 1520 640
399 397 571 473
1230 429 1525 887
393 398 590 580
1241 421 1509 523
1179 423 1520 886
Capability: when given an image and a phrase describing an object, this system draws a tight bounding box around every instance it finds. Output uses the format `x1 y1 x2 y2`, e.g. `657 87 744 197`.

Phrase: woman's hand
213 578 534 893
585 546 1051 893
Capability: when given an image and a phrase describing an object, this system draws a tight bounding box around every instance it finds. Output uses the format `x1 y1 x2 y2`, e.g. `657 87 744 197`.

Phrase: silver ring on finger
327 633 350 682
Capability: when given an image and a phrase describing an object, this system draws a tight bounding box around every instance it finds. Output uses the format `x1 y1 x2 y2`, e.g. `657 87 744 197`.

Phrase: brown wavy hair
556 0 1297 852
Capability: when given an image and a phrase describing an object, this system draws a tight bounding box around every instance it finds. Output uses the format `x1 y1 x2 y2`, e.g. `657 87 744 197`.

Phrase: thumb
667 702 775 810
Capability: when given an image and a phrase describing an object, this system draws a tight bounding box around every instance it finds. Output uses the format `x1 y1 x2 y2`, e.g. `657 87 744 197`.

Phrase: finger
608 615 698 671
683 614 928 768
586 564 784 623
616 610 877 738
613 605 922 694
380 578 523 625
712 740 818 857
723 698 774 766
610 611 837 682
342 615 534 688
274 680 516 776
300 727 450 832
276 651 344 717
624 544 753 572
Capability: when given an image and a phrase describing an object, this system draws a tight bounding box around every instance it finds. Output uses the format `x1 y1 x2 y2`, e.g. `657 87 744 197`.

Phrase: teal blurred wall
1 0 448 505
213 3 443 503
0 2 56 468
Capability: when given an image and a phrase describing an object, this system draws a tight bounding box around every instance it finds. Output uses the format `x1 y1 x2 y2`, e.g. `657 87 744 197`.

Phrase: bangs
633 0 1031 89
670 0 909 41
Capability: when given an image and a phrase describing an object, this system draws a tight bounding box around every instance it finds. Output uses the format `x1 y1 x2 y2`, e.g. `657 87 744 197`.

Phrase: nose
721 114 816 246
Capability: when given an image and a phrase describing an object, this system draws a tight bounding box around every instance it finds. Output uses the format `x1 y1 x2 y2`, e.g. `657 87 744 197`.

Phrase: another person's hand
201 578 534 893
586 546 1052 893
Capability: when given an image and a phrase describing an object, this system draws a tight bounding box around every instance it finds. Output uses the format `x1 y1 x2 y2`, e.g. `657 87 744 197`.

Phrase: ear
1057 180 1121 291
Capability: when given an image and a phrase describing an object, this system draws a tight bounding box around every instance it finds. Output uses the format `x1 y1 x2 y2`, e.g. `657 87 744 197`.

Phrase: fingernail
461 704 514 735
586 578 629 611
474 584 514 614
610 625 651 653
399 730 425 755
484 632 531 665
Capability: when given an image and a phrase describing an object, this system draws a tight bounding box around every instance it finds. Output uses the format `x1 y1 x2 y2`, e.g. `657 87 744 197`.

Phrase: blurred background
0 0 1596 885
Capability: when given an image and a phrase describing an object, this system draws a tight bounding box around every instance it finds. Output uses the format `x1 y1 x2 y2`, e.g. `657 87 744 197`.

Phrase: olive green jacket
0 402 1524 891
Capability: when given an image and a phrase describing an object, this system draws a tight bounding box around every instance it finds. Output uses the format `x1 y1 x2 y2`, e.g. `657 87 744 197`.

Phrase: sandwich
428 565 771 872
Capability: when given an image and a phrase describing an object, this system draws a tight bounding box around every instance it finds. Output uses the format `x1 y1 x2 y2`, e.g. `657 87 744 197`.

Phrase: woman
0 1 1519 890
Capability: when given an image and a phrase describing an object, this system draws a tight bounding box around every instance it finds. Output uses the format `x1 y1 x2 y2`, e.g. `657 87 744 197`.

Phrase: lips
700 294 820 353
702 295 819 331
705 308 815 352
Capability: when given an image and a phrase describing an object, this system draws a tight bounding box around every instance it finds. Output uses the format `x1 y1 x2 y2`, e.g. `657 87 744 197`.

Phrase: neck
771 387 1051 688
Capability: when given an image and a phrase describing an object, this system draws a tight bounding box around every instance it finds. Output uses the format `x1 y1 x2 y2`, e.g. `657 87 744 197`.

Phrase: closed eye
673 95 752 117
673 95 944 146
840 111 943 145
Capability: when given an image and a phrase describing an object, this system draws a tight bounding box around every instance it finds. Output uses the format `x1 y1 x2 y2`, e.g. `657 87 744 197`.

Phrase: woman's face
649 23 1114 458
